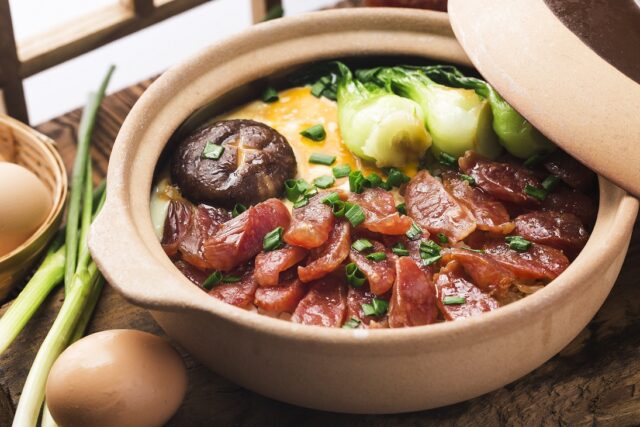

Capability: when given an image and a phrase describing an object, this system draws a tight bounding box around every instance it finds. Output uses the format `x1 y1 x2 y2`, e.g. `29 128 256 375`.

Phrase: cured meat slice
209 269 258 308
180 204 232 269
348 240 395 295
254 278 307 314
173 260 209 286
346 286 388 327
404 170 476 242
542 187 597 225
254 245 308 287
388 257 438 328
291 273 347 327
514 211 589 258
348 188 412 235
543 150 595 192
284 192 335 249
298 221 350 283
441 248 516 297
483 241 569 281
442 172 514 234
203 198 290 271
162 200 192 257
459 151 542 206
434 261 499 320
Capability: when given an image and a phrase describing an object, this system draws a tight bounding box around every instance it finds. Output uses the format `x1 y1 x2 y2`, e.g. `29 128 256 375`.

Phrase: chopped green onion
313 175 335 189
437 233 449 244
460 174 476 186
232 203 247 217
309 152 336 165
202 142 224 160
542 175 561 192
406 222 423 240
391 243 409 256
420 240 442 266
331 200 347 217
386 168 410 188
221 275 242 283
203 271 222 290
349 170 366 193
523 153 547 168
342 316 361 329
505 235 532 252
293 198 309 209
396 203 407 215
345 203 366 227
263 227 284 251
321 191 341 205
346 263 366 288
261 86 279 103
300 124 326 142
366 252 387 262
362 298 389 316
365 173 383 188
284 179 301 202
332 164 351 178
439 152 458 168
443 296 466 305
524 184 547 201
305 187 318 198
352 239 373 252
311 78 328 98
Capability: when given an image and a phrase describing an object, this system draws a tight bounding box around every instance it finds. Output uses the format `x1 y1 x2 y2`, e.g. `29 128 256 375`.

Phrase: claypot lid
448 0 640 198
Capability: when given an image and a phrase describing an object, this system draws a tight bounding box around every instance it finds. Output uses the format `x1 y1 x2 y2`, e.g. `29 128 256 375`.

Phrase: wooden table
1 78 640 426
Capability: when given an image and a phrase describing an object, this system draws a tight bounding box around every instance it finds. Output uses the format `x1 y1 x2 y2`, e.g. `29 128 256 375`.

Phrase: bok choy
359 67 502 160
336 63 432 168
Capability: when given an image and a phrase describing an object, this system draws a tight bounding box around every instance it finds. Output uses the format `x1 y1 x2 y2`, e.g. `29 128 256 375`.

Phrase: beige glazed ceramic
89 9 639 413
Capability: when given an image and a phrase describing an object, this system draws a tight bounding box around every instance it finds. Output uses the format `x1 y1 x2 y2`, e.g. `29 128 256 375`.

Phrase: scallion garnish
221 275 242 283
366 252 387 262
263 227 284 251
201 142 224 160
524 184 547 201
261 86 279 103
406 222 423 240
232 203 247 217
437 233 449 244
345 203 366 227
342 316 361 329
313 175 335 189
505 235 532 252
365 173 383 188
332 164 351 178
460 174 476 186
346 263 366 288
396 203 407 215
202 271 223 290
391 243 409 256
349 170 366 193
362 298 389 316
439 152 458 168
284 179 300 202
331 200 347 217
443 296 466 305
321 191 341 205
419 240 442 266
300 124 326 142
311 78 328 98
309 152 336 166
293 198 309 209
541 175 561 192
352 239 373 252
386 168 410 188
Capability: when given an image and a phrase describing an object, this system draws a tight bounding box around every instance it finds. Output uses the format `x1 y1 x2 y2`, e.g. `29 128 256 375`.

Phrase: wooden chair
0 0 282 124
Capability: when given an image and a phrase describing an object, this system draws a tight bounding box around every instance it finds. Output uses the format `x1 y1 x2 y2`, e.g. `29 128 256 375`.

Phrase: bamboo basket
0 114 67 300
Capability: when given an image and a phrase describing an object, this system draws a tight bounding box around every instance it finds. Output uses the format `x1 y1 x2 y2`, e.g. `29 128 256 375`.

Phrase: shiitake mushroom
171 119 297 207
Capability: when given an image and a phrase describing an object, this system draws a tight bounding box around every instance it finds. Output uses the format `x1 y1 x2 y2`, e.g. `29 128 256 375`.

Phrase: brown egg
46 330 187 427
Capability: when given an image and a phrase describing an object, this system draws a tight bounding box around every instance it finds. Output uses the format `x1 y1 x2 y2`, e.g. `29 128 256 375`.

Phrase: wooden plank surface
1 78 640 426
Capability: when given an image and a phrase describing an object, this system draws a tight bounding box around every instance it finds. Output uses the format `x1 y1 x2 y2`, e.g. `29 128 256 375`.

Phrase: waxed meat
298 221 350 282
514 211 589 258
388 257 438 327
404 170 476 242
254 277 307 314
284 192 335 249
543 150 595 192
291 273 347 327
348 240 396 295
254 245 308 287
203 198 290 271
348 188 412 235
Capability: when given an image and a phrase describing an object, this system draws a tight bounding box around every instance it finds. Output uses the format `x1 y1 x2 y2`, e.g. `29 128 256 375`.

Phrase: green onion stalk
10 65 114 427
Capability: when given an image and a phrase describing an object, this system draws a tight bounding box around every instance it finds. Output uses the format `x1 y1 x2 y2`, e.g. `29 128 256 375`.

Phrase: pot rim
90 8 639 350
